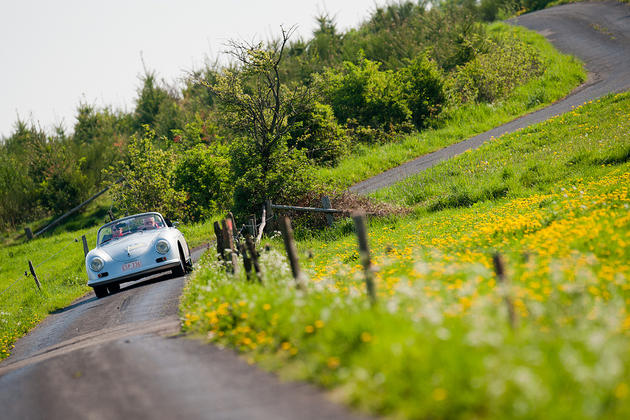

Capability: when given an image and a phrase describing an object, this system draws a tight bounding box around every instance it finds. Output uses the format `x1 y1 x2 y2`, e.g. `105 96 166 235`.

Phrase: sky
0 0 390 138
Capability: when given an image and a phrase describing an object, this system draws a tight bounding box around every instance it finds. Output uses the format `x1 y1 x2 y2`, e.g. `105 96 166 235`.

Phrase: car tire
94 285 108 299
107 283 120 294
172 246 186 278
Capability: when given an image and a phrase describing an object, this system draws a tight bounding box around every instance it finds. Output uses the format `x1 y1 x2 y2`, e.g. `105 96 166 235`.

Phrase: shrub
448 35 544 104
398 53 446 128
287 101 350 166
317 57 412 132
107 127 187 220
172 145 232 220
230 138 314 219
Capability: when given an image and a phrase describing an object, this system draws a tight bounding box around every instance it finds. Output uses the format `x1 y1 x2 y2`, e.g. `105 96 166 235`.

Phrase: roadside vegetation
0 0 598 398
1 0 585 234
181 92 630 419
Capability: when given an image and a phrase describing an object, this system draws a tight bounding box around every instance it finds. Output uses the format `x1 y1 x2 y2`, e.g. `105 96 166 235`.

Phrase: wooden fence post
108 210 115 222
321 196 334 227
239 242 253 280
28 260 41 291
265 199 275 232
245 235 262 283
25 227 33 241
213 221 224 261
279 216 305 290
493 252 517 329
81 235 89 257
352 212 376 304
222 219 239 275
227 212 237 236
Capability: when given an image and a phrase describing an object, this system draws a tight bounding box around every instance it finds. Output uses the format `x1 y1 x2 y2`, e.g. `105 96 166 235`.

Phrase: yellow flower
315 320 325 329
360 332 372 343
305 325 315 333
432 388 448 401
263 304 271 311
327 356 340 369
615 383 629 399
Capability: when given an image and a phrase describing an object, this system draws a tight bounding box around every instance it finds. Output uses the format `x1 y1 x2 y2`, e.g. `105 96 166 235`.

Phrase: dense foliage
0 0 560 231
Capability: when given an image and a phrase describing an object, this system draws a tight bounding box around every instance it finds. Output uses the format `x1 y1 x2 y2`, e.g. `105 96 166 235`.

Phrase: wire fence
0 236 83 298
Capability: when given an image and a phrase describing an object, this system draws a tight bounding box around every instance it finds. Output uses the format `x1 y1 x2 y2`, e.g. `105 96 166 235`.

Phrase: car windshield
97 213 165 245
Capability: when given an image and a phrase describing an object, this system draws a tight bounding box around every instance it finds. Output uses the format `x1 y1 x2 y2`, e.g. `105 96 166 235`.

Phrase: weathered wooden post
222 219 239 275
493 252 517 329
213 221 224 261
28 260 41 291
245 235 262 283
108 210 115 222
238 242 253 279
352 212 376 304
81 235 89 257
279 216 305 290
321 196 334 227
227 212 237 237
25 227 33 241
265 199 275 232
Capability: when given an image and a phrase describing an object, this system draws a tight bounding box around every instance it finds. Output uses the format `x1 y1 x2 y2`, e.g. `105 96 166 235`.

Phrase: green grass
372 93 630 208
316 22 586 189
0 228 95 358
181 92 630 419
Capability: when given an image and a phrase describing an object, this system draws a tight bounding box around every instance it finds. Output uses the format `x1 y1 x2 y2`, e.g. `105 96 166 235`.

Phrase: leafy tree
107 127 187 220
208 27 314 215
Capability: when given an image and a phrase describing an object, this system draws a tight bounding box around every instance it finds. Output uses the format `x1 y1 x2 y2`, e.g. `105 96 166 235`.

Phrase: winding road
350 0 630 194
2 2 630 419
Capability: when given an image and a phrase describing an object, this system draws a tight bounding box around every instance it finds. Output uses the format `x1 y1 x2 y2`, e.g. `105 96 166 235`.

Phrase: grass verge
316 22 586 189
0 228 94 359
181 92 630 419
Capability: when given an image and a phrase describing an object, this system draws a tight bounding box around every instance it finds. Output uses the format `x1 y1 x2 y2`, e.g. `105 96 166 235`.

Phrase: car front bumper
87 257 181 287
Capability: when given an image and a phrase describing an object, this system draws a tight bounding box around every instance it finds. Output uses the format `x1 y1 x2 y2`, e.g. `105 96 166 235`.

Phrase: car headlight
90 257 104 272
156 239 170 254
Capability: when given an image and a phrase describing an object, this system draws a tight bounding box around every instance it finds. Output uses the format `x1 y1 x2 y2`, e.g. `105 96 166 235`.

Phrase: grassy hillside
316 22 586 189
181 92 630 419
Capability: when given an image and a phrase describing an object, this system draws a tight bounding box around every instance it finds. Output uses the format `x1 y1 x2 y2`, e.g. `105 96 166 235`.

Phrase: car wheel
107 283 120 294
172 246 186 278
94 285 108 299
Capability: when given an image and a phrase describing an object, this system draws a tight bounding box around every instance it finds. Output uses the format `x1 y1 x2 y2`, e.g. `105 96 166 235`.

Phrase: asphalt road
2 2 630 419
0 246 370 420
350 0 630 194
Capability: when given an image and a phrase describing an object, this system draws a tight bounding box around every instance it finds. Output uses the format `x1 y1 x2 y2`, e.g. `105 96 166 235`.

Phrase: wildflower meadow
182 92 630 419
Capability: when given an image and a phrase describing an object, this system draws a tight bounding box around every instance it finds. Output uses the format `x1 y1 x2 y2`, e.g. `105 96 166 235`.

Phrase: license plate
122 261 141 271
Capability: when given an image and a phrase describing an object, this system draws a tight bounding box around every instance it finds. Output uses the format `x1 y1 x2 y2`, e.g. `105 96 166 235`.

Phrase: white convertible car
85 212 192 298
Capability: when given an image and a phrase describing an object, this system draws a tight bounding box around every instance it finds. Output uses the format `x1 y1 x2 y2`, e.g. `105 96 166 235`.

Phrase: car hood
99 230 163 262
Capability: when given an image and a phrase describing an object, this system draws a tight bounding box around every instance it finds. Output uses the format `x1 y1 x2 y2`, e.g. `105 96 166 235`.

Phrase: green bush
107 127 187 220
398 54 446 128
287 101 350 166
448 35 544 104
317 57 412 132
173 145 232 220
230 138 315 219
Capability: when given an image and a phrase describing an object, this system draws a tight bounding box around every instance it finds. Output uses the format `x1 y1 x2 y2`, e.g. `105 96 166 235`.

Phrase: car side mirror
172 221 180 228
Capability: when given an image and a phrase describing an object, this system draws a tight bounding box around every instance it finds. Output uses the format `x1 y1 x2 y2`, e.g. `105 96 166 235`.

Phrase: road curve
0 246 371 420
350 0 630 195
